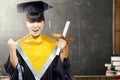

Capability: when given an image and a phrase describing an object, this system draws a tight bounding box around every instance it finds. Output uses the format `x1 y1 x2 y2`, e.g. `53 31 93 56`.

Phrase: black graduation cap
17 1 53 18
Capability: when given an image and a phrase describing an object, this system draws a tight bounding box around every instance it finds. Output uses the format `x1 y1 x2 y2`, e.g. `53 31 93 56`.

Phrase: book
111 56 120 61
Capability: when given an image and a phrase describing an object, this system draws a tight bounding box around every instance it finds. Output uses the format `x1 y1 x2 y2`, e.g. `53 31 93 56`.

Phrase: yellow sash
17 35 57 73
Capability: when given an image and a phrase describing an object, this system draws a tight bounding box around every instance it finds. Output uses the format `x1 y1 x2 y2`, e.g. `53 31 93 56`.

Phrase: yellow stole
17 34 58 73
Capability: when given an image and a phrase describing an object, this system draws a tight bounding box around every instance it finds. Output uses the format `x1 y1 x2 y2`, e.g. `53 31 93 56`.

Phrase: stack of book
105 55 120 76
111 56 120 75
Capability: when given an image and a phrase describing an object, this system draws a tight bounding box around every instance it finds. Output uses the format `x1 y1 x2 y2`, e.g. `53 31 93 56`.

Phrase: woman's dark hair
26 13 45 23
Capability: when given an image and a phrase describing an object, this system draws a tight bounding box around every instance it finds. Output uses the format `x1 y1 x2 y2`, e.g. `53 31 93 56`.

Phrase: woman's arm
8 39 18 69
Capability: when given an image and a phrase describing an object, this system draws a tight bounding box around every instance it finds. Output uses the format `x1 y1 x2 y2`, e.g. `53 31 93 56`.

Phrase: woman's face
26 20 45 37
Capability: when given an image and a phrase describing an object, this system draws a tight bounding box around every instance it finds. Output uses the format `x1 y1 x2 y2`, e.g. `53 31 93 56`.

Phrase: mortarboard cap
17 1 53 18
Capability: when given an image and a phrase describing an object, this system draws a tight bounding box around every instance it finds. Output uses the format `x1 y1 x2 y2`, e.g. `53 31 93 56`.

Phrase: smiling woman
4 1 73 80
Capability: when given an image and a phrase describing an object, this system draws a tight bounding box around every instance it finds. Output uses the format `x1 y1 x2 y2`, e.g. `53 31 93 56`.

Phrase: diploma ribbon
52 33 74 58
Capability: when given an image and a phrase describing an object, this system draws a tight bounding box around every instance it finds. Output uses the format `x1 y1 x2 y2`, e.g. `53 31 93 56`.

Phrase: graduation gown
4 35 73 80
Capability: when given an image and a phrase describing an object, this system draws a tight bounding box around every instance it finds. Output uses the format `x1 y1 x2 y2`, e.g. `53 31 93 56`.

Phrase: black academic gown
4 50 73 80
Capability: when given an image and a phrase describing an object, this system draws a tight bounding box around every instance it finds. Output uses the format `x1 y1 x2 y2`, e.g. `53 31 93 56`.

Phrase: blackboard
0 0 113 75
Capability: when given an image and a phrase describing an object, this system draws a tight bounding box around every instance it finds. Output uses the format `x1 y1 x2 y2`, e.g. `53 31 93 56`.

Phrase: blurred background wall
0 0 113 75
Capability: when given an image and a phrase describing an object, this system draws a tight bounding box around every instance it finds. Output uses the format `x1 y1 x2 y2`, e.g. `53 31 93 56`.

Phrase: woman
4 1 72 80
